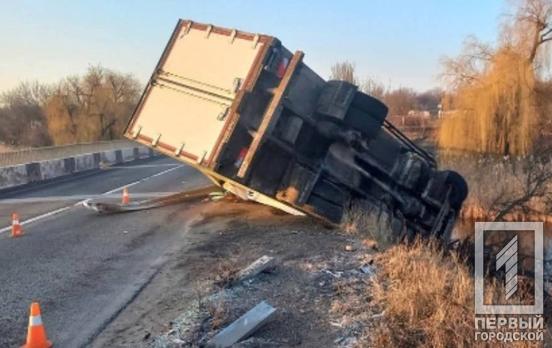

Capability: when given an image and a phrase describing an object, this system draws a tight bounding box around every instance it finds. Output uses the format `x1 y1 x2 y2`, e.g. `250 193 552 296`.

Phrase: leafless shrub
206 298 230 330
212 259 240 288
440 150 552 220
491 153 552 220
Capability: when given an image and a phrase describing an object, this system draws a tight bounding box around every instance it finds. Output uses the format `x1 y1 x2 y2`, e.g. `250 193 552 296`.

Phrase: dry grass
206 297 230 330
369 240 474 347
341 201 399 248
331 240 543 347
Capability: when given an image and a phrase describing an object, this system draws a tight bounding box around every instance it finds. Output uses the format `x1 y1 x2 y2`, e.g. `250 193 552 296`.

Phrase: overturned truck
124 20 468 241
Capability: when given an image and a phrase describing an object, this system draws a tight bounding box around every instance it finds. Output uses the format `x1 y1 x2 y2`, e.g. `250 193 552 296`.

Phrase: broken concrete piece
207 301 276 348
235 256 275 284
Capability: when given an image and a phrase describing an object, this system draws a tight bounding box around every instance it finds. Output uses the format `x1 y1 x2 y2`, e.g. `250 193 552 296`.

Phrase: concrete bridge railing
0 140 157 191
0 140 140 167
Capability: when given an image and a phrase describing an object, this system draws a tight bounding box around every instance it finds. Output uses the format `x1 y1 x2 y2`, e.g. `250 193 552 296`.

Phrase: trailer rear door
126 21 268 163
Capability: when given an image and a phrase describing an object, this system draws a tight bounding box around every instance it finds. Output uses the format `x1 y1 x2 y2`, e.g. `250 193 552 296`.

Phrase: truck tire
424 170 468 211
442 170 468 210
316 80 357 121
351 92 388 123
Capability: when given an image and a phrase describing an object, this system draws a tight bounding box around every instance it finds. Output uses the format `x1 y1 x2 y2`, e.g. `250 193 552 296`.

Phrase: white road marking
102 165 182 195
0 192 180 204
0 206 72 234
102 164 180 169
0 165 184 234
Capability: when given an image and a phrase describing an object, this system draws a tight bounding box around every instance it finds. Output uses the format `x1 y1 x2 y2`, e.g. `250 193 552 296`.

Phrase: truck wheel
442 170 468 210
351 92 388 123
316 80 357 121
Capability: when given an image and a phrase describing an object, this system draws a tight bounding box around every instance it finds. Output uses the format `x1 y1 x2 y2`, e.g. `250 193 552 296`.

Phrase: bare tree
441 36 494 88
328 62 441 117
329 61 358 84
509 0 552 63
360 78 386 99
383 88 419 116
44 65 141 145
439 0 552 155
0 82 53 147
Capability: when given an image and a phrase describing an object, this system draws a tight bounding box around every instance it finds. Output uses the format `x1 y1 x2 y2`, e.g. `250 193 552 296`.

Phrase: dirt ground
92 200 376 347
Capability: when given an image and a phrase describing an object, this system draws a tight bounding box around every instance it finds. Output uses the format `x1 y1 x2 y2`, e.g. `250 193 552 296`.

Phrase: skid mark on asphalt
0 165 184 234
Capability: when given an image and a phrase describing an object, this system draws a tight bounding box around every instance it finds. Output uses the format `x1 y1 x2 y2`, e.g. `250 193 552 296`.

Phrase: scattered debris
234 256 276 285
151 301 205 347
97 205 383 347
361 239 378 250
206 301 276 348
231 337 279 347
358 254 374 265
336 336 358 348
360 265 374 276
370 311 385 319
322 269 343 279
208 191 226 201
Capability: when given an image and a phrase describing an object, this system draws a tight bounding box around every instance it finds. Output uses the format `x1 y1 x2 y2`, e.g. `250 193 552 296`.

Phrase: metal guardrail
0 140 138 167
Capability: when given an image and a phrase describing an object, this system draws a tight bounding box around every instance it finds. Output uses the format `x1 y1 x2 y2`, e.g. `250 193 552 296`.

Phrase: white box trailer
125 19 468 240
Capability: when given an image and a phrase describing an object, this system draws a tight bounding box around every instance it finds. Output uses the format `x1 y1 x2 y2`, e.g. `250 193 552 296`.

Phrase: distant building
407 110 431 118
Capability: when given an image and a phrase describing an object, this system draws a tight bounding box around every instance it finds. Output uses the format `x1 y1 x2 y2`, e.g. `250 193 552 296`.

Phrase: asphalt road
0 156 210 348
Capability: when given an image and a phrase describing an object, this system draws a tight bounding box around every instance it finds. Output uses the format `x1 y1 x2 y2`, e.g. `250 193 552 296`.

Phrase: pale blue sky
0 0 507 92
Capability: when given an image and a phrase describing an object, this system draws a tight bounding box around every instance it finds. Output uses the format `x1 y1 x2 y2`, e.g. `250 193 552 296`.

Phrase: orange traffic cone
22 302 52 348
11 212 23 238
122 187 130 205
